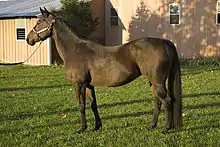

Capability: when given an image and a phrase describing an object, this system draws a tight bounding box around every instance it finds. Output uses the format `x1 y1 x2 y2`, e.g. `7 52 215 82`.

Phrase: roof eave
0 12 41 19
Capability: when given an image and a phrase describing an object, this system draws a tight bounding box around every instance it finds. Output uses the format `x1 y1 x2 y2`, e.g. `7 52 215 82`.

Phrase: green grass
0 64 220 146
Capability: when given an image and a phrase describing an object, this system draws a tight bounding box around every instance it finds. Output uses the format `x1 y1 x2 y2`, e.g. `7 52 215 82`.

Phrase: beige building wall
105 0 220 58
0 18 50 65
162 0 220 58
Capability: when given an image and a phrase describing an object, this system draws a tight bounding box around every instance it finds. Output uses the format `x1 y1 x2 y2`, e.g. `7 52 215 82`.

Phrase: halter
32 19 55 39
32 26 51 34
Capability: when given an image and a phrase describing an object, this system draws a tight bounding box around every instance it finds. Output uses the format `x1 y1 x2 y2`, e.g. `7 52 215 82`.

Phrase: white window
110 7 119 26
169 3 180 25
16 19 26 41
216 1 220 25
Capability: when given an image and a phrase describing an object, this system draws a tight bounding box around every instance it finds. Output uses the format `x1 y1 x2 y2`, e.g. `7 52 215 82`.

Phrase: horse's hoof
151 125 156 129
161 128 170 134
76 126 87 134
151 122 157 129
92 122 102 131
92 126 101 131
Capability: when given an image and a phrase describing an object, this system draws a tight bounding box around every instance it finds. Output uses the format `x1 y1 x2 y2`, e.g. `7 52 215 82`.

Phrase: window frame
16 19 26 41
216 0 220 25
169 3 181 25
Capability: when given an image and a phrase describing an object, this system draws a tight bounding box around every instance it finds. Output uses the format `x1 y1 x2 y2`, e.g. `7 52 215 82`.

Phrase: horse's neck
52 19 82 61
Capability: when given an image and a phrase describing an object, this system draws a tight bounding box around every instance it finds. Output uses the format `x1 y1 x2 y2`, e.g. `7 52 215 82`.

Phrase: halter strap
33 26 50 34
32 19 55 35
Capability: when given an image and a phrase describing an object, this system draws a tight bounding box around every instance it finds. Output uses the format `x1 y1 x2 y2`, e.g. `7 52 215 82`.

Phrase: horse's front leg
73 82 87 133
86 84 102 131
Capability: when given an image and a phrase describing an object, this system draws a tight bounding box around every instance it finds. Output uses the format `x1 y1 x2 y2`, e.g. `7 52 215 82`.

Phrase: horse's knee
152 84 167 99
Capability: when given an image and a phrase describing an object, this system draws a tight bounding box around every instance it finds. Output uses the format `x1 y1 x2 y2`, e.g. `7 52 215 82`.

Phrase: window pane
16 19 26 28
170 15 179 24
16 28 25 40
170 5 179 14
217 13 220 24
218 2 220 12
110 17 118 26
111 8 118 17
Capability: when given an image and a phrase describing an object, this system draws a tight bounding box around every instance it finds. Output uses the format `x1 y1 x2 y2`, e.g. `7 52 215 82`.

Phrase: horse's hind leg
150 85 162 128
86 84 102 131
162 92 173 134
150 83 172 134
149 80 162 128
151 92 162 128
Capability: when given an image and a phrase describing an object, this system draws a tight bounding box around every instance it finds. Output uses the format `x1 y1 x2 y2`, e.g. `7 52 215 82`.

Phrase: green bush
52 0 98 38
180 57 220 66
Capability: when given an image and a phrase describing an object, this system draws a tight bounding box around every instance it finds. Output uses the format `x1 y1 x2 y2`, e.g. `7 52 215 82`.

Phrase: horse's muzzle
26 38 35 46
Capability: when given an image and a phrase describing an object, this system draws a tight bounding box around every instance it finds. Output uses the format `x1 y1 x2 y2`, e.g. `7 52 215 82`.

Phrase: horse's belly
90 67 140 87
89 57 141 87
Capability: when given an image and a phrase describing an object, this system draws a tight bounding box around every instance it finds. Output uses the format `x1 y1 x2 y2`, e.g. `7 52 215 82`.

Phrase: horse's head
26 7 56 46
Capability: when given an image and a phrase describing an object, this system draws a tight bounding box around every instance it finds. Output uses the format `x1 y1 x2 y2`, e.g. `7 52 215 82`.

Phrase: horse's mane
52 13 122 53
54 17 82 38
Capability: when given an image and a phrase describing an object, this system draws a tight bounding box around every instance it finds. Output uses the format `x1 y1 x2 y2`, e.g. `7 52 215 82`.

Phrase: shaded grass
0 64 220 146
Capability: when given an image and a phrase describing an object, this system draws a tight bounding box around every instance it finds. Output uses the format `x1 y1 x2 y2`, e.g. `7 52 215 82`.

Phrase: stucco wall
105 0 220 58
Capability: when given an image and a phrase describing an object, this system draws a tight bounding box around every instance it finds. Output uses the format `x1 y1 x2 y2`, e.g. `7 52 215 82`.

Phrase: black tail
173 61 182 130
167 43 182 130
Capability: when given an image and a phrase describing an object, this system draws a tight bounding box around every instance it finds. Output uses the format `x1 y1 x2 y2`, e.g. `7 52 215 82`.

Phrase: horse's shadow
182 111 220 132
0 91 219 134
0 98 150 123
0 84 71 92
183 92 220 98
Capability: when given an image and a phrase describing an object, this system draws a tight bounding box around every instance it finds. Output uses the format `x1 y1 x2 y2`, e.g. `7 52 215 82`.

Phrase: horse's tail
172 61 182 130
167 42 182 130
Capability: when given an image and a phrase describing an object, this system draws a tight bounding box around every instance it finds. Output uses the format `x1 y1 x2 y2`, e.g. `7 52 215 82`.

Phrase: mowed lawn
0 64 220 146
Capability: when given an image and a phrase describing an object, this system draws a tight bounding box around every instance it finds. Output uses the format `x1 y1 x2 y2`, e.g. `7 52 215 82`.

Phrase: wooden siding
0 18 50 65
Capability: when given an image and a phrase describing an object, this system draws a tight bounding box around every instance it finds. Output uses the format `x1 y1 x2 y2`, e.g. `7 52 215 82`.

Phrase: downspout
104 0 107 45
47 37 52 65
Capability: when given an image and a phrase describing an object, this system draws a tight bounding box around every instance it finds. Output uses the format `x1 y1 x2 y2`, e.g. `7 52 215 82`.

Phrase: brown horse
26 7 182 134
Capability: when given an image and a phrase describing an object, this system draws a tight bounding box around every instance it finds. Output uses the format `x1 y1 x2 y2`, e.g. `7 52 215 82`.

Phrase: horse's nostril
26 38 34 46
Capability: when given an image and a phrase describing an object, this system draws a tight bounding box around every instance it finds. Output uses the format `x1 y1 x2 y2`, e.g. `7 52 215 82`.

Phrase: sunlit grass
0 64 220 146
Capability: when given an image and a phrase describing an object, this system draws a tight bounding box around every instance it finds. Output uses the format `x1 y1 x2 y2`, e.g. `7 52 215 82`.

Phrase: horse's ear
44 7 49 13
40 7 45 14
40 7 49 17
